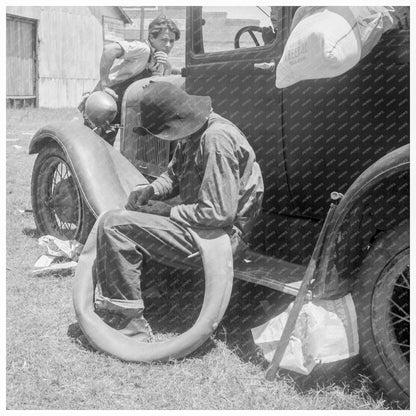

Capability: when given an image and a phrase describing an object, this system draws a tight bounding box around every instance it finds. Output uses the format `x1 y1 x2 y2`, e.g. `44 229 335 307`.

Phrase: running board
234 250 307 297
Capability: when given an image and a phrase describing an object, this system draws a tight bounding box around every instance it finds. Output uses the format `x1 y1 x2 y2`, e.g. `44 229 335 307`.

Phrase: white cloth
33 236 84 274
251 294 359 375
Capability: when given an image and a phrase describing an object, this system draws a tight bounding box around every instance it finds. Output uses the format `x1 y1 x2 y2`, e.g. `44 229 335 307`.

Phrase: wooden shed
6 6 131 108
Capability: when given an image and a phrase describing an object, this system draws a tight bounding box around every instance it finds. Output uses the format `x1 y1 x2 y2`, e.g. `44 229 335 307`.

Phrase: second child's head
148 15 180 55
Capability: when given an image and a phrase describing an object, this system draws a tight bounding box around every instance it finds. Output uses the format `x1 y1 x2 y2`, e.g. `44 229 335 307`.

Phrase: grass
6 107 391 410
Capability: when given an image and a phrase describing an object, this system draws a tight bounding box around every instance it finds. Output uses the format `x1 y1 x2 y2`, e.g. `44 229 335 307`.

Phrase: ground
5 108 391 410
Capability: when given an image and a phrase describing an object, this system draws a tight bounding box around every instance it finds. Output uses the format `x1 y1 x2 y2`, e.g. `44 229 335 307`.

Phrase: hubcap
52 177 79 223
44 157 82 239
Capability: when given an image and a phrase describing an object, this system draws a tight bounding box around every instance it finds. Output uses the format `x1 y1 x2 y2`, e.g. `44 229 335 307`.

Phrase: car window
201 6 282 52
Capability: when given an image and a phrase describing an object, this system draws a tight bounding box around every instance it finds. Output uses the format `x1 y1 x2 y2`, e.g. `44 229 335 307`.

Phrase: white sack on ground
38 235 83 260
275 6 395 88
251 293 359 375
33 235 84 274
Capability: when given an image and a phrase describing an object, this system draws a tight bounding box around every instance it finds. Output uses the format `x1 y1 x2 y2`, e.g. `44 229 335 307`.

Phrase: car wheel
353 220 409 408
31 144 95 244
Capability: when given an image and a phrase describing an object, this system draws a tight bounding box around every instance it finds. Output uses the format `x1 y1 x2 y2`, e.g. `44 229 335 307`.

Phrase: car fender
313 144 410 298
29 120 234 362
29 120 148 217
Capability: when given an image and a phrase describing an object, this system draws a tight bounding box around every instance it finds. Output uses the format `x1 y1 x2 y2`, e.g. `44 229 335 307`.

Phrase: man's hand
134 201 171 217
153 51 169 66
125 186 154 211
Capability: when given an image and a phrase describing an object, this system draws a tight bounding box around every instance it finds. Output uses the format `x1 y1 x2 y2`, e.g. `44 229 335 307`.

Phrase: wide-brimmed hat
135 82 212 141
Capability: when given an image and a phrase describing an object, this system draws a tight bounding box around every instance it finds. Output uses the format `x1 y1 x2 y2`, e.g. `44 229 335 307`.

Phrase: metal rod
265 193 342 381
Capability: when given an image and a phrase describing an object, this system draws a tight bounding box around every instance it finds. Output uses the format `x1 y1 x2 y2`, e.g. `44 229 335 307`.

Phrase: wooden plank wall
36 7 124 108
38 7 105 107
6 17 36 97
7 6 126 108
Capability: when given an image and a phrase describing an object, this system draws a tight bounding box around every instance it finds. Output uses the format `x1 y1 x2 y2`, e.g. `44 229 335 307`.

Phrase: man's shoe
95 309 153 342
119 315 154 342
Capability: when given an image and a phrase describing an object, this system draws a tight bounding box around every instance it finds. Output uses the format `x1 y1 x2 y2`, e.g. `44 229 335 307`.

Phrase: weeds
6 108 391 410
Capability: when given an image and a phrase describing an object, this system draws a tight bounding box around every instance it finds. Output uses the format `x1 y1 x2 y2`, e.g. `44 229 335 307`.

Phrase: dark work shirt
151 112 264 240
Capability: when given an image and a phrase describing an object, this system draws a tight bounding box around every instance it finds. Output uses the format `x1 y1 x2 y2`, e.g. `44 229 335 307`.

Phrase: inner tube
72 220 233 362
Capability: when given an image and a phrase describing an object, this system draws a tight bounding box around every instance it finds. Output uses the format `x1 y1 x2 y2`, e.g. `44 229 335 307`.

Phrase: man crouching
94 82 264 341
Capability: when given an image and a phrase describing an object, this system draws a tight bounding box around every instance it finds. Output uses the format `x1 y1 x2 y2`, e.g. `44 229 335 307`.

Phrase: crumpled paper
38 235 83 260
33 235 84 274
251 293 359 375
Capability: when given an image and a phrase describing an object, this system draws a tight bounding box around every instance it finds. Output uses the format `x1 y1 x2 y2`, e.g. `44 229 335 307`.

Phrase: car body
29 6 410 407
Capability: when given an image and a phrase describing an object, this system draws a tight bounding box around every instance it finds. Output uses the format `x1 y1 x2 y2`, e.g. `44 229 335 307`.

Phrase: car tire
353 220 409 408
31 144 95 244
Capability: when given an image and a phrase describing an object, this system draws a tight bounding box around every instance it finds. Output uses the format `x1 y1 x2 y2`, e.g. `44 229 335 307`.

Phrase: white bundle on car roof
275 6 395 88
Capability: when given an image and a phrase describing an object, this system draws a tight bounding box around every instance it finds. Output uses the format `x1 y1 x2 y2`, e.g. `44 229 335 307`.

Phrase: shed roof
116 7 132 24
